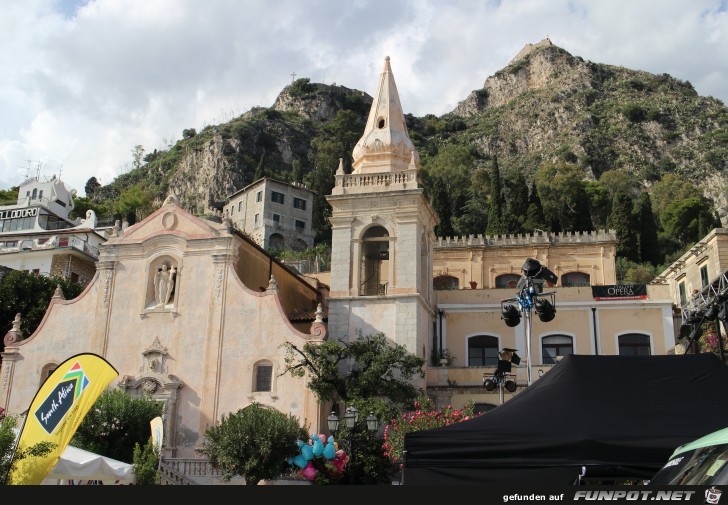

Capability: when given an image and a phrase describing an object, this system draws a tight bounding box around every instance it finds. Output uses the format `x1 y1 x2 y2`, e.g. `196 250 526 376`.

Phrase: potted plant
438 348 455 366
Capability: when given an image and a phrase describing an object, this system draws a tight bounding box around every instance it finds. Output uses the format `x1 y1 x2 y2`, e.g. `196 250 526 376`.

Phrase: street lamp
326 406 380 484
500 258 557 386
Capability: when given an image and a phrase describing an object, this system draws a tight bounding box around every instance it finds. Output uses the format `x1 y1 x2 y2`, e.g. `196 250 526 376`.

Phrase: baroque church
1 57 680 481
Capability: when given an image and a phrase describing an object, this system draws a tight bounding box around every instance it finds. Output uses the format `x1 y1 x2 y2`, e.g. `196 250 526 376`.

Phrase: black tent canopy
402 353 728 485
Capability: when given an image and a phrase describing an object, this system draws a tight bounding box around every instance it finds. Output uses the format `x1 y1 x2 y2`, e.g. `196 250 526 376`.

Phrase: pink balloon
318 434 326 444
301 462 317 481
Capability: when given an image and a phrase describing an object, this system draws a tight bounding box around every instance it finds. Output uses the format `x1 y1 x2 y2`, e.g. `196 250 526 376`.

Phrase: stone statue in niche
154 264 176 306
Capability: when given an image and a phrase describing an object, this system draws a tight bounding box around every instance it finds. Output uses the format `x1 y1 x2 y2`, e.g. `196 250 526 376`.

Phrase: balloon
312 437 324 457
318 434 327 445
301 462 317 481
327 435 335 445
335 449 344 459
301 444 314 460
293 454 308 469
296 439 305 448
323 441 336 460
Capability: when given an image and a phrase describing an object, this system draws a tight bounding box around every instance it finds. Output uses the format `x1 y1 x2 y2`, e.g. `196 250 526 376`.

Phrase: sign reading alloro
592 284 647 301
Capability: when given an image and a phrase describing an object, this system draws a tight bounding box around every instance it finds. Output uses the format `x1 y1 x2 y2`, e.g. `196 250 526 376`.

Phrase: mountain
92 39 728 241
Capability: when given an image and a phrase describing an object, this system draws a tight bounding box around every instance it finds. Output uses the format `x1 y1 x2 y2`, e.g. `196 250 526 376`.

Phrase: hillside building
223 177 315 253
0 176 108 286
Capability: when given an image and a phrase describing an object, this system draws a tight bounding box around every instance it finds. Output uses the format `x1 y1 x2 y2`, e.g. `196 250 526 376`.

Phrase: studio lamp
521 258 558 285
535 298 556 322
501 304 521 327
720 303 728 322
704 304 720 321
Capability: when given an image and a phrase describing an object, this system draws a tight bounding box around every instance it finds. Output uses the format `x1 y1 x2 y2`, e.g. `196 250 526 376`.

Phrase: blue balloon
301 444 314 461
312 437 324 457
293 454 307 469
323 442 336 460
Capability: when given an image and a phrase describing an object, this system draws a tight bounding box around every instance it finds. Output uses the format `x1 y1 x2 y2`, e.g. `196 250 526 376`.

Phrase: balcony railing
0 235 99 259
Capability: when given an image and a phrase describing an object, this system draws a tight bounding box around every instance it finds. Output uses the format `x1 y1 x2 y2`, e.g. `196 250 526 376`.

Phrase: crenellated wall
433 229 618 289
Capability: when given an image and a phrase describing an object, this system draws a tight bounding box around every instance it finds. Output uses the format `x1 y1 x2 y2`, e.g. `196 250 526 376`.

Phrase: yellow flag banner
7 353 118 485
150 416 164 452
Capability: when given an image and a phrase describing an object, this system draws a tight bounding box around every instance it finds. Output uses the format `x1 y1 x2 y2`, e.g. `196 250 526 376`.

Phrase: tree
84 176 101 198
584 180 611 229
197 403 306 485
609 190 639 262
422 144 475 236
1 414 55 485
132 438 160 485
637 192 660 265
308 110 364 243
522 182 548 233
71 389 163 463
534 162 594 232
0 271 84 352
486 156 505 236
503 171 529 233
131 145 145 170
282 332 426 484
661 196 721 248
114 184 154 224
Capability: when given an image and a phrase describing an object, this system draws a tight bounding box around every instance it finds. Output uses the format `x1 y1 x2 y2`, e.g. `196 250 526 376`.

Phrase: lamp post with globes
500 258 557 386
326 405 380 484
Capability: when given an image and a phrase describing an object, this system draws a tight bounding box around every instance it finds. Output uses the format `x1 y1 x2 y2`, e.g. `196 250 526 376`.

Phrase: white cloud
1 0 726 195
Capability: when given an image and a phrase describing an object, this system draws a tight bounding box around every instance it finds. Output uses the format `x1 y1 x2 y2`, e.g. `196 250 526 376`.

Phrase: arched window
468 335 499 366
254 361 273 392
360 226 389 296
292 239 308 252
269 233 284 252
40 363 58 386
618 333 651 356
433 275 459 290
542 335 574 364
561 272 590 287
495 274 521 289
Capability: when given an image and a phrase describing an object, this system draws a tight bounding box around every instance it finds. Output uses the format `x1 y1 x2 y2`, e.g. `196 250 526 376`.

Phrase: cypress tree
609 190 639 262
637 192 660 265
523 183 548 233
503 172 529 233
486 156 504 236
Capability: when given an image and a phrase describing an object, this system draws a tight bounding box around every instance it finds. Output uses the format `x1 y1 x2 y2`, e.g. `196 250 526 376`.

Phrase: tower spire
351 56 419 174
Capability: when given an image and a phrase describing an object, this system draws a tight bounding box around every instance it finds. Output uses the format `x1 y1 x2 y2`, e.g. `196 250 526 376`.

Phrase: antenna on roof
58 165 62 180
36 161 42 180
23 160 32 179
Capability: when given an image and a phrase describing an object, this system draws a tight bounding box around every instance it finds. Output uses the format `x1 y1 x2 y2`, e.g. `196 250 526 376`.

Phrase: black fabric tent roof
402 353 728 485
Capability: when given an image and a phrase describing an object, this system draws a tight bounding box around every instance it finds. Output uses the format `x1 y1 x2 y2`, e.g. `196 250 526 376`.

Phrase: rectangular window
271 191 284 204
679 282 687 306
295 220 305 231
254 213 260 227
701 265 710 288
293 197 306 210
71 272 79 283
255 365 273 392
238 202 242 212
273 214 280 224
256 191 262 203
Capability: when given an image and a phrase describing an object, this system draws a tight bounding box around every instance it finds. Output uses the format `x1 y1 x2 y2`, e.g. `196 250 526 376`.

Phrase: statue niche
146 258 178 310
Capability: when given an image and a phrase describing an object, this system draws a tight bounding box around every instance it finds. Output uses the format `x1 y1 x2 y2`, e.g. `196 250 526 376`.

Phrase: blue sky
1 0 726 196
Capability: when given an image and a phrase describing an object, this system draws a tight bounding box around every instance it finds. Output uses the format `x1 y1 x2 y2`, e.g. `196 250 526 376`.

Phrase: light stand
500 258 557 387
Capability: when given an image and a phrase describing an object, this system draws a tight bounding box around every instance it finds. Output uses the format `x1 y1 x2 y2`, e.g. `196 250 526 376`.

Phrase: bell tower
326 57 439 359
